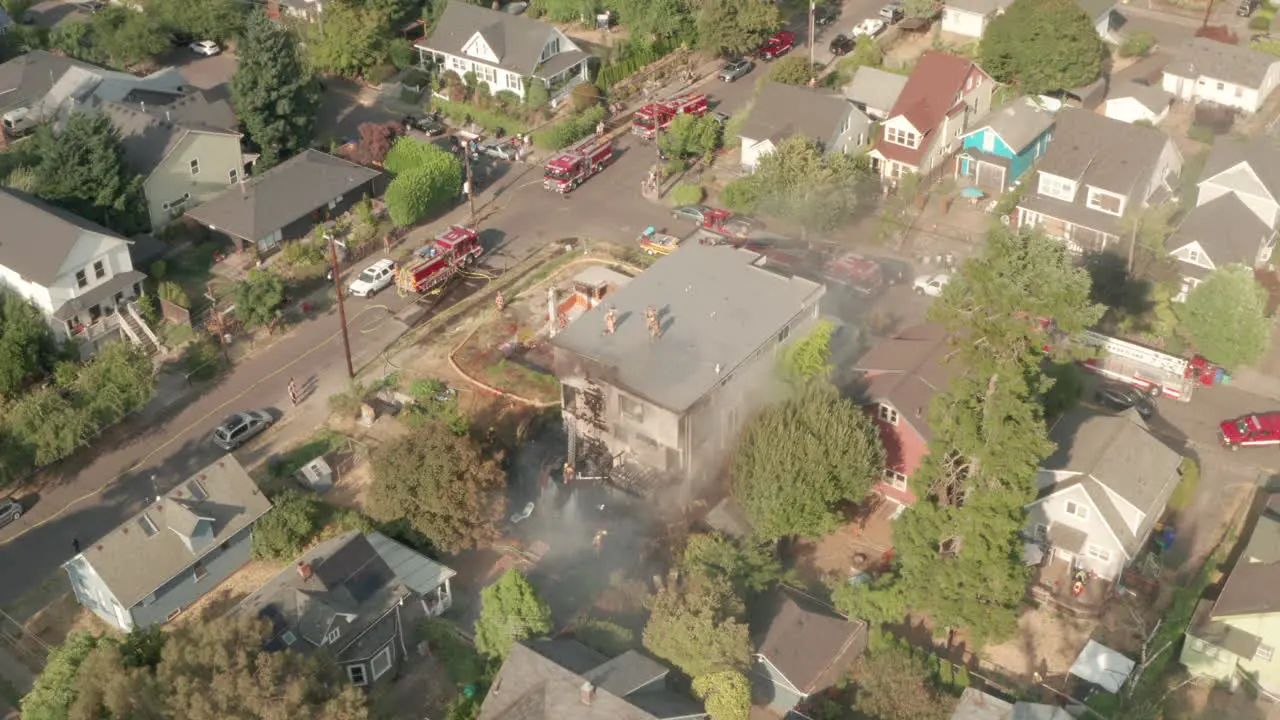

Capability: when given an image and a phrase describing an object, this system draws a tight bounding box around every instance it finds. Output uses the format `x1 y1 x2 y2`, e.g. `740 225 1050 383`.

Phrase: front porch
1016 205 1120 255
1029 555 1115 617
421 577 453 618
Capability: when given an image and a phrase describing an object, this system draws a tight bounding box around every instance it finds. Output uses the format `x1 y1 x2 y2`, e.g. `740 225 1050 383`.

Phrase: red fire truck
542 135 614 193
632 91 709 140
823 252 885 296
395 225 483 294
1075 330 1210 402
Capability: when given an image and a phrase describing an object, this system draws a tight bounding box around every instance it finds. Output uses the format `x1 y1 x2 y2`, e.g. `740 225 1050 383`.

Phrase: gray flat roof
551 245 825 413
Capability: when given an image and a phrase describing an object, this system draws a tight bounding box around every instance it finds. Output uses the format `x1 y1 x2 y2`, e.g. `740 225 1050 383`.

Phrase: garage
975 160 1007 191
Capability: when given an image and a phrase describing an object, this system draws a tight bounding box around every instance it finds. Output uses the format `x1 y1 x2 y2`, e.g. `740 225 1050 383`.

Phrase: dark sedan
212 410 274 451
815 6 839 25
1094 383 1157 419
404 114 446 136
829 35 854 56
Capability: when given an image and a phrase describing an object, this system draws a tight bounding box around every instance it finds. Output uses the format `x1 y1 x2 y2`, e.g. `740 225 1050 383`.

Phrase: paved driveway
167 48 238 91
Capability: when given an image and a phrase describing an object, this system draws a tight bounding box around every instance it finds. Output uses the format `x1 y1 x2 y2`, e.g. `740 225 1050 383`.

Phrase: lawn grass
1169 457 1200 513
418 618 488 686
158 321 195 349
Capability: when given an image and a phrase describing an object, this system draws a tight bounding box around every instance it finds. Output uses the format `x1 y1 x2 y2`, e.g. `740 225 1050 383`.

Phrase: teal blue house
956 99 1056 192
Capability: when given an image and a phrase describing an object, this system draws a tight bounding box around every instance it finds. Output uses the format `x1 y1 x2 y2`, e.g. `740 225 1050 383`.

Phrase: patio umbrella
960 187 985 199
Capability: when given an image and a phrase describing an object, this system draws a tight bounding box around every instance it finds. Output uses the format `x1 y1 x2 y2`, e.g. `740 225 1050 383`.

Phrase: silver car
0 499 22 530
672 204 712 223
718 59 755 82
212 410 274 451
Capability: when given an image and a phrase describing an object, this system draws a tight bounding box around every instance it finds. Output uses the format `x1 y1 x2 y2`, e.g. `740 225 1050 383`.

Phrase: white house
1026 410 1182 581
940 0 1012 39
739 82 866 171
0 188 157 354
1102 81 1173 125
1163 37 1280 114
415 0 589 102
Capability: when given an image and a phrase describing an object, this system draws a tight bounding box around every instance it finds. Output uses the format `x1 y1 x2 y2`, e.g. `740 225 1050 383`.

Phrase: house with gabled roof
955 97 1055 191
1168 135 1280 301
1181 493 1280 695
1162 37 1280 114
851 323 957 509
477 639 705 720
62 456 272 631
0 50 98 121
868 51 994 183
739 82 868 171
1025 409 1183 581
843 66 908 121
415 0 589 103
1102 81 1174 126
950 688 1073 720
233 530 457 688
940 0 1013 39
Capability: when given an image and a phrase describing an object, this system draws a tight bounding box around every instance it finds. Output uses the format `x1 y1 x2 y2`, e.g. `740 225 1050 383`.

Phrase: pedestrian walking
72 538 81 554
288 377 299 406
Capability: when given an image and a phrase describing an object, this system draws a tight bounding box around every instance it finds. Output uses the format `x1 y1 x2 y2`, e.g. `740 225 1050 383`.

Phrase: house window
618 394 644 422
1217 82 1225 91
505 73 522 91
93 260 105 279
1038 174 1077 201
371 646 394 680
878 403 899 425
1065 500 1088 520
163 193 191 213
228 168 239 184
884 468 908 491
347 664 368 686
981 132 994 152
167 608 182 621
541 37 561 61
1086 187 1125 216
186 480 207 501
192 563 208 582
1086 545 1111 562
886 127 918 148
1187 248 1200 263
1034 524 1048 542
450 57 465 73
138 514 159 537
1258 644 1276 661
189 158 200 176
324 628 341 644
75 270 88 288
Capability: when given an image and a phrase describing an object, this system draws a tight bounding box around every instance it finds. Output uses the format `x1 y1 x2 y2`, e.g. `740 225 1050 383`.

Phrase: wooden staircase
116 302 162 355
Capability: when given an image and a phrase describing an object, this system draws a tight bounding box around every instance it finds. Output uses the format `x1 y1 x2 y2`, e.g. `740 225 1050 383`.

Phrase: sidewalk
0 644 34 719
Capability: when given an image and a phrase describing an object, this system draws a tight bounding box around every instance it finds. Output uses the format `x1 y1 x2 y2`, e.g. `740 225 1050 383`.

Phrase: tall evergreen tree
836 227 1103 644
231 10 320 169
31 112 146 235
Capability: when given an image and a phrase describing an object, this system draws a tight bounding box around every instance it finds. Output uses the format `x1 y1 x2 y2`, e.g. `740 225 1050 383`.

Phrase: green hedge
534 106 608 150
429 98 530 135
597 40 676 90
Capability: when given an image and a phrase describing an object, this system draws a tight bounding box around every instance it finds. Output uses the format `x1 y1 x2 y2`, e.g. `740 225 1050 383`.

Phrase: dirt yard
981 604 1098 681
790 500 897 585
177 560 286 624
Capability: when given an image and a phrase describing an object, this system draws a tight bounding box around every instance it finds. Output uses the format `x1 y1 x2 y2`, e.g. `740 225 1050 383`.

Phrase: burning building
550 244 825 482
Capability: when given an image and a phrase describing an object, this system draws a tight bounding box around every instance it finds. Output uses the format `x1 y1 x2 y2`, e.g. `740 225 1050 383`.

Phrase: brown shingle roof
887 52 980 138
852 323 956 442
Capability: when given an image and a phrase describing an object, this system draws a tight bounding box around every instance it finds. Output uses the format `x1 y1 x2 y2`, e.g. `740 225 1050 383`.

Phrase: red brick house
852 323 956 510
868 52 994 182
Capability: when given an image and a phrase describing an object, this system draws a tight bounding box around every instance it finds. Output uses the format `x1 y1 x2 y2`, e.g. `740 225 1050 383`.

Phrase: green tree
695 0 780 56
307 1 391 77
230 269 286 328
8 386 93 466
49 21 102 64
22 632 101 720
524 78 550 108
150 0 247 41
659 113 723 159
838 227 1103 644
74 342 156 426
1181 265 1270 368
31 112 147 235
780 319 834 381
0 292 57 397
642 572 751 678
473 569 553 658
902 0 936 17
367 421 507 552
384 140 464 226
767 57 820 85
733 383 883 540
157 280 191 309
852 637 954 720
357 0 417 24
231 10 321 168
979 0 1104 94
680 533 781 597
252 490 323 561
732 136 878 236
91 5 169 69
692 670 751 720
614 0 695 45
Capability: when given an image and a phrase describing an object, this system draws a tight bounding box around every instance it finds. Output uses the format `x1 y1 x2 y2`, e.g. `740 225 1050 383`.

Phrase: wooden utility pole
464 144 476 224
328 237 355 379
809 1 817 71
1127 212 1141 275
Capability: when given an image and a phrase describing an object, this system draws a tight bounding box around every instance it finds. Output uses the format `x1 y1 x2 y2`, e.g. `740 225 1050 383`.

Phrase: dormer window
1086 187 1125 216
885 127 919 149
877 403 899 426
1038 173 1076 202
324 628 341 644
540 36 561 62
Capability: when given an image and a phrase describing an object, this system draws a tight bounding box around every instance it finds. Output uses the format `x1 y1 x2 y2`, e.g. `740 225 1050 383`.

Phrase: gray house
185 149 382 253
234 531 456 688
552 244 825 483
1025 409 1183 581
478 639 705 720
1016 107 1182 255
62 456 272 631
1162 37 1280 114
1169 136 1280 300
739 81 869 171
751 586 868 715
843 66 908 121
415 0 589 102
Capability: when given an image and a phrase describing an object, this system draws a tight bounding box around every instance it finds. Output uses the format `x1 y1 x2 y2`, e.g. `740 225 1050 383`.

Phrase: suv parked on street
0 498 22 530
755 31 796 60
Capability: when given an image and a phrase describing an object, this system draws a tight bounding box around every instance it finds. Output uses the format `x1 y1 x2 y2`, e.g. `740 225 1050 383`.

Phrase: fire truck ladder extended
562 133 607 158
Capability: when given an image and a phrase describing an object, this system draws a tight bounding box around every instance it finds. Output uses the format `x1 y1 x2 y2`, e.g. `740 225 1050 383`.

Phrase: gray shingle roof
1165 37 1280 89
739 82 851 146
950 688 1012 720
963 98 1055 153
551 244 825 413
0 51 97 114
93 93 238 176
945 0 1012 15
1202 135 1280 202
417 0 584 78
853 323 956 443
1105 81 1173 114
74 456 272 609
1171 193 1272 266
1211 558 1280 618
1033 107 1170 197
185 150 382 242
0 187 127 286
844 66 908 113
753 587 867 695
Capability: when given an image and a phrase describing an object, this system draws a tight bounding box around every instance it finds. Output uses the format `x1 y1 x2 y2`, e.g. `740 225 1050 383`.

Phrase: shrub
463 70 478 89
280 238 325 267
181 336 224 381
574 619 636 657
134 292 160 325
954 664 971 691
525 79 550 108
430 98 529 134
365 63 397 85
474 82 492 109
1250 14 1272 30
389 38 415 69
157 280 190 309
534 106 607 149
1188 124 1216 144
441 69 462 88
571 81 602 111
670 183 704 205
720 178 758 212
595 40 675 89
1118 31 1156 58
662 158 685 179
148 259 168 280
495 89 521 108
252 490 323 561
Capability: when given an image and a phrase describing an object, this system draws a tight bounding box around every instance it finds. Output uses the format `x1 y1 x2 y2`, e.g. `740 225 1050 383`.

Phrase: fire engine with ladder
394 226 483 295
631 91 709 140
543 135 614 193
1075 330 1213 402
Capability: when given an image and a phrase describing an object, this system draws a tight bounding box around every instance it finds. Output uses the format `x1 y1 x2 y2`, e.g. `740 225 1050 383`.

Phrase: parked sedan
912 273 950 297
815 5 839 25
403 114 446 136
480 142 518 161
1094 383 1156 419
718 58 755 82
190 40 221 56
0 498 22 531
852 18 887 38
348 258 397 297
212 410 274 451
672 204 713 223
829 35 854 56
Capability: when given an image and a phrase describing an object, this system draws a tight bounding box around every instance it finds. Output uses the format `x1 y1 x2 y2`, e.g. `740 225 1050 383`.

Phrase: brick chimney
297 561 313 580
580 681 595 705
